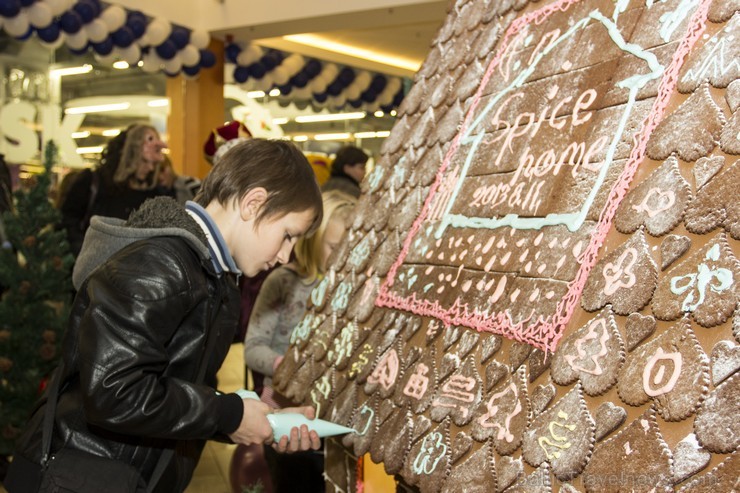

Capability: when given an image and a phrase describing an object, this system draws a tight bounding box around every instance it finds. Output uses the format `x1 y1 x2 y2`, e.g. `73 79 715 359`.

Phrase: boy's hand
228 397 273 445
271 406 321 453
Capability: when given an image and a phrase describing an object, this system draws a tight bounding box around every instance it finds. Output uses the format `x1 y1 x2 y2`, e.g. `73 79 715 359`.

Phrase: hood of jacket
73 196 210 290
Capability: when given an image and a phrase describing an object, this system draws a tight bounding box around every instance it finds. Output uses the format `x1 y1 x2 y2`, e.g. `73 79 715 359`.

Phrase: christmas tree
0 141 74 455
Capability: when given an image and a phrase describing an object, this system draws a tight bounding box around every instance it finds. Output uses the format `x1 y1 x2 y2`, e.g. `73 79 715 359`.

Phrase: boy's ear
239 187 268 221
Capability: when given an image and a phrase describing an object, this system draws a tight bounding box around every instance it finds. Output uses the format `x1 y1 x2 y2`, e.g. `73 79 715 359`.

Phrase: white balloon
378 90 394 106
85 18 108 42
354 71 372 91
310 77 328 94
64 28 88 50
385 77 402 95
332 94 346 107
121 44 141 65
27 2 52 28
365 101 379 113
137 32 150 47
271 66 289 85
101 5 126 32
141 53 162 73
146 18 171 46
4 13 30 38
256 74 274 91
164 56 182 74
180 44 199 66
189 29 210 50
40 35 66 50
345 85 361 101
42 0 67 17
235 49 254 67
62 0 76 10
292 86 311 100
94 51 118 66
321 63 339 80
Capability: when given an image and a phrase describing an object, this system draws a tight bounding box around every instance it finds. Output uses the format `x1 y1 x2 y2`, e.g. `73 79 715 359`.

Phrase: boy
7 139 323 493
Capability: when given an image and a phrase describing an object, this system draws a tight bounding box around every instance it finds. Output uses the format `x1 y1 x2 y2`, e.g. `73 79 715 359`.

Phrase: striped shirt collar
185 201 241 276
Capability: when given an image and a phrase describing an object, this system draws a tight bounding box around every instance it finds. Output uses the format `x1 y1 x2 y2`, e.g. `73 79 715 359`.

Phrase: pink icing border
376 0 712 353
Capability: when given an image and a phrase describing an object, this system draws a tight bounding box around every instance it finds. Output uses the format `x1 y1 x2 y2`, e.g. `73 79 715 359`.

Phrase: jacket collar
185 201 241 277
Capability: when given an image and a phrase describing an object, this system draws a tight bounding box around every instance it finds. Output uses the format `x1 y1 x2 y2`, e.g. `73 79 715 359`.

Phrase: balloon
261 51 279 70
155 40 176 59
19 0 33 6
93 50 117 65
326 81 343 97
36 21 59 42
321 63 339 81
314 92 328 103
248 62 266 79
73 0 95 23
277 84 292 96
68 45 89 56
65 28 88 50
393 88 404 106
229 444 273 493
354 70 372 90
360 88 377 103
85 18 107 42
180 44 199 66
370 74 387 93
182 64 200 77
304 59 322 78
100 5 126 32
332 93 347 107
233 65 249 83
290 72 308 88
120 43 140 65
256 73 273 91
344 85 360 101
4 12 29 36
126 15 146 38
170 26 189 49
14 24 32 39
163 56 182 73
43 0 66 16
112 26 134 47
225 42 241 63
91 37 113 55
145 18 170 46
59 11 82 33
271 66 288 85
348 98 363 109
0 0 21 18
292 86 311 100
39 34 65 49
140 52 161 73
337 67 355 86
189 29 209 49
199 49 216 68
309 77 328 94
27 2 51 27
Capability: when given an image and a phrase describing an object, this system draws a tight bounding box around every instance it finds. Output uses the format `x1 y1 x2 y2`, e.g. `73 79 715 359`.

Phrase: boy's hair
196 139 323 233
293 190 356 282
330 146 369 176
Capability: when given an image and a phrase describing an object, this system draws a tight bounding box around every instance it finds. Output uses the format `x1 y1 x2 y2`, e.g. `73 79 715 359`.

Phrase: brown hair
196 138 323 233
112 124 161 188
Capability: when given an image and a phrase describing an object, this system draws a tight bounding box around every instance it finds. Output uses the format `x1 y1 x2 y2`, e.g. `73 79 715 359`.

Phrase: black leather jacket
12 198 243 492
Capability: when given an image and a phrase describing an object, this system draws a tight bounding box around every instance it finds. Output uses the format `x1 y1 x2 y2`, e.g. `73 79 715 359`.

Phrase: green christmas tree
0 141 74 455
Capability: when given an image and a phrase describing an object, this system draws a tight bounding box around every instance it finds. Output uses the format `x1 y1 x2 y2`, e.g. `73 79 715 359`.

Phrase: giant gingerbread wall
274 0 740 490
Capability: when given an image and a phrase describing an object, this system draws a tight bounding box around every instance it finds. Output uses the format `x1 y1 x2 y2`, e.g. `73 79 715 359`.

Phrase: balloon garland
226 41 406 112
0 0 214 78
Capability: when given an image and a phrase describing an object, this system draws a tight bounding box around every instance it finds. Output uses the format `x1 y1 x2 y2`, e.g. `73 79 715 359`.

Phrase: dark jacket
10 198 243 493
321 173 360 198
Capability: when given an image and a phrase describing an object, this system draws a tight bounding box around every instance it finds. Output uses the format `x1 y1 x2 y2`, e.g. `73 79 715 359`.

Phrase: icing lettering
327 323 355 367
357 405 374 436
538 410 576 460
478 382 522 442
432 375 477 419
670 244 733 311
404 363 430 400
330 280 353 312
564 318 610 375
602 247 638 295
412 432 448 475
643 347 682 397
631 187 676 217
348 343 373 378
367 349 400 390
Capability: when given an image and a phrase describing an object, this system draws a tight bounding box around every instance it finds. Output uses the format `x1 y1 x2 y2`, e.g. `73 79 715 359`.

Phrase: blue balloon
73 0 96 23
233 66 249 83
155 40 177 60
37 23 60 43
0 0 21 18
304 59 321 78
337 67 355 86
225 43 241 64
199 50 216 68
248 62 266 79
313 92 328 103
170 26 189 50
127 16 146 39
277 84 292 96
290 72 308 88
112 26 134 48
327 81 343 97
183 64 200 76
59 11 82 34
360 89 377 103
19 0 34 7
393 88 404 106
348 99 363 109
370 74 387 94
380 104 394 113
92 37 114 55
88 0 102 16
69 45 89 55
261 52 279 70
15 25 33 40
163 70 180 78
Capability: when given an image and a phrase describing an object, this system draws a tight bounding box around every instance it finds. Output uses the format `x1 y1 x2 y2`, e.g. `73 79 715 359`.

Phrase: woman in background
60 124 167 255
244 190 356 493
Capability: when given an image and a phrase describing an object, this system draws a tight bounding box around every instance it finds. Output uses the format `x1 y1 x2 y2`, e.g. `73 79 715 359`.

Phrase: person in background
156 155 202 205
321 145 369 198
59 124 167 256
6 139 323 493
0 154 12 248
244 190 356 493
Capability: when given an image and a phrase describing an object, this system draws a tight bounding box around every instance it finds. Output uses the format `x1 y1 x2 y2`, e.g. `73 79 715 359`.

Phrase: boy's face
236 208 316 277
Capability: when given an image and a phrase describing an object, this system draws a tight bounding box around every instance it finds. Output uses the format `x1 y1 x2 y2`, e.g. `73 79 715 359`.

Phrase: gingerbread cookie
528 348 552 383
345 230 379 273
364 342 402 397
495 455 523 492
430 355 483 426
401 420 451 493
615 157 692 236
693 371 740 453
345 395 378 456
678 451 738 492
346 272 380 323
308 370 334 419
394 345 439 414
624 312 658 351
710 339 740 385
646 83 725 162
721 108 740 155
672 433 711 484
326 379 357 428
552 307 625 396
377 407 415 475
583 409 673 493
531 382 556 417
581 230 658 315
522 384 595 481
727 79 740 113
652 234 739 327
678 15 740 92
509 341 533 372
505 463 552 493
660 234 692 271
684 160 740 240
471 367 530 456
484 359 509 392
692 155 724 190
593 401 627 441
368 229 402 277
440 441 496 493
617 318 710 421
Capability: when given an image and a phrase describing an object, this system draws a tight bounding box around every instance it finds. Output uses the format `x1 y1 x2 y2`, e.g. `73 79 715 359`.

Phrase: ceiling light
272 117 289 125
71 131 91 139
295 112 365 123
268 88 281 97
65 102 131 115
247 90 266 98
283 34 421 72
314 133 351 141
373 111 384 117
147 99 169 107
354 131 377 139
102 129 121 137
376 131 390 137
292 135 308 142
76 146 104 154
390 110 397 116
50 64 93 77
113 61 129 69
